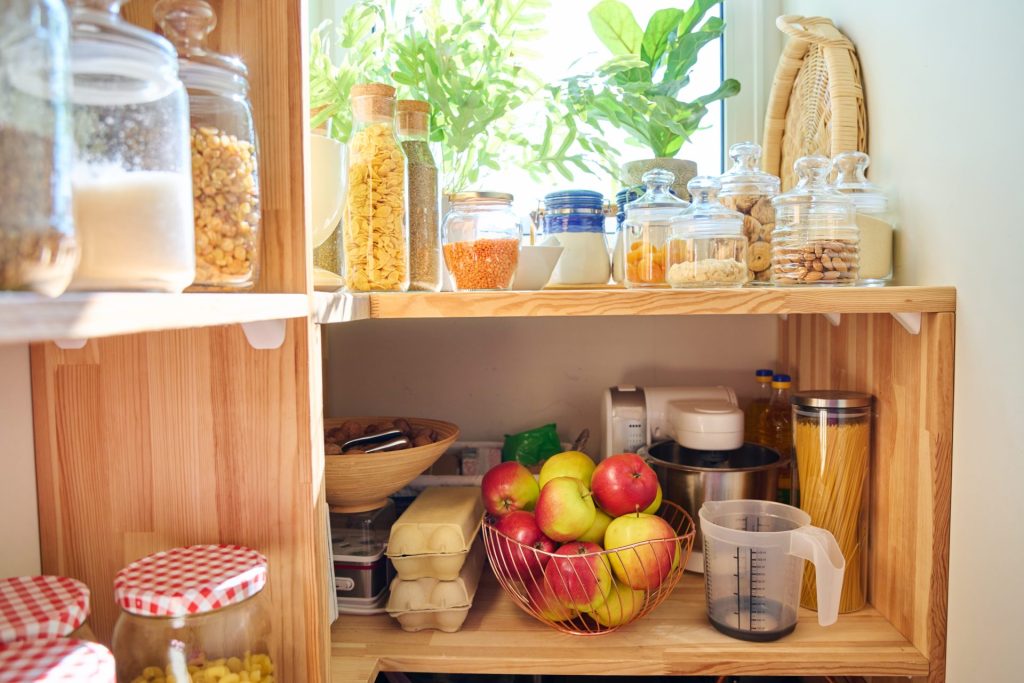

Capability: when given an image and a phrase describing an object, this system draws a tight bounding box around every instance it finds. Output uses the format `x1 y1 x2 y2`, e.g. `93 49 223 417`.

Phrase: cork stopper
350 82 396 123
397 99 430 137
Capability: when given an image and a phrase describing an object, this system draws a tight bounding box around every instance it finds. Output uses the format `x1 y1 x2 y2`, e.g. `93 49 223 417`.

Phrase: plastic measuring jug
699 499 845 641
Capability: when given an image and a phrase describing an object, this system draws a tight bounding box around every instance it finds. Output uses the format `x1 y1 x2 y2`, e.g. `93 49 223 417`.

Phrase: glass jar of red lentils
111 545 273 683
442 192 521 290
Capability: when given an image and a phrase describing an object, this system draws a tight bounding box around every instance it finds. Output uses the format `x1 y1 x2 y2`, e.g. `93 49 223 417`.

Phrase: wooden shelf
0 292 309 345
314 286 955 323
330 572 928 682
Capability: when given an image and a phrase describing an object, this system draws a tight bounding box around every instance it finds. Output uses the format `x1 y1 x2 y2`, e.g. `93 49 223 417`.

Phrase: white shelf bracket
779 314 788 322
891 311 922 336
54 338 88 350
822 312 841 327
240 320 286 350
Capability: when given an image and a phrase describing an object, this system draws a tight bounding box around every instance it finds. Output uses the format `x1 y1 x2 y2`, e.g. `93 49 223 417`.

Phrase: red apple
590 580 646 627
591 454 659 517
534 477 596 542
604 512 680 590
491 511 557 579
481 461 539 517
543 541 611 612
526 578 574 623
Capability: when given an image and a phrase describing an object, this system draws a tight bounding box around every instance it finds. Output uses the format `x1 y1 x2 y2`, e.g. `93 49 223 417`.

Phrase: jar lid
449 191 514 204
0 576 90 642
772 155 855 213
155 0 250 95
544 190 604 212
114 544 268 617
0 639 115 682
792 390 873 409
625 169 689 222
832 151 888 213
671 176 743 236
720 142 780 196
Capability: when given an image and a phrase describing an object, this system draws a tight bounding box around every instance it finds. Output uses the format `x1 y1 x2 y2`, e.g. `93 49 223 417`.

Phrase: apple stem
583 492 593 501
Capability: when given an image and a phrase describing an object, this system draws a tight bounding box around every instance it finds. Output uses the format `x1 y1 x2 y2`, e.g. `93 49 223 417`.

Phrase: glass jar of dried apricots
623 169 690 288
112 545 275 683
342 82 410 292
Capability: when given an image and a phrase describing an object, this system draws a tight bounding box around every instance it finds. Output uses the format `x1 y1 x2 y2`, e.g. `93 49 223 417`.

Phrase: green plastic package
502 423 561 466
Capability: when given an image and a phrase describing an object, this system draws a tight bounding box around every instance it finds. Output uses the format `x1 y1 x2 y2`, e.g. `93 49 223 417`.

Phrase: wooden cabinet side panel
778 312 953 682
31 321 326 681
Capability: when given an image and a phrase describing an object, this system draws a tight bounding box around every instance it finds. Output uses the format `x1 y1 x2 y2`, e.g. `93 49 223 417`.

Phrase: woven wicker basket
762 16 867 191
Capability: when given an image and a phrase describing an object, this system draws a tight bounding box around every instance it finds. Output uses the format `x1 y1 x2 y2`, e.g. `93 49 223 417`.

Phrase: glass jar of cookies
718 142 779 284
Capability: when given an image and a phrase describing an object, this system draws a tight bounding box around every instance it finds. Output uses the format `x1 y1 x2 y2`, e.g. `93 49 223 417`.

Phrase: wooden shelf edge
361 286 956 320
0 292 310 345
313 291 371 324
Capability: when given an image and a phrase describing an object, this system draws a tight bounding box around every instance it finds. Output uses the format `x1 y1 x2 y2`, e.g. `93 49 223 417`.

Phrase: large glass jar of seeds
771 155 859 286
622 169 689 288
0 0 77 296
67 0 194 292
155 0 261 290
718 142 779 284
442 192 520 290
396 99 440 292
343 82 409 292
112 545 274 683
831 151 893 285
667 176 748 288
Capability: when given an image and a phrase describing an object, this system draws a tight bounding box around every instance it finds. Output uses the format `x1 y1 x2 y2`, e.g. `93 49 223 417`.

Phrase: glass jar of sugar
831 151 893 285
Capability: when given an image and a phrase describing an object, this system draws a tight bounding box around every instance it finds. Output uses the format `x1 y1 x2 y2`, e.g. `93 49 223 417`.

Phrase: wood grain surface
778 312 954 683
331 572 928 682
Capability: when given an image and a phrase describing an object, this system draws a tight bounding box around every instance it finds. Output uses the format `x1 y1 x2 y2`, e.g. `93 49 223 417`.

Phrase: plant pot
622 158 698 200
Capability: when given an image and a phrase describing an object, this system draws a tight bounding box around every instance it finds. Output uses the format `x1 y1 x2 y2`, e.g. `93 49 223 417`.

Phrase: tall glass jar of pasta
791 390 873 613
342 83 409 292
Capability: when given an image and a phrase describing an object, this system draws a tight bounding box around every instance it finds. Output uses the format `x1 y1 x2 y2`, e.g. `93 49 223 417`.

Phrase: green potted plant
560 0 740 198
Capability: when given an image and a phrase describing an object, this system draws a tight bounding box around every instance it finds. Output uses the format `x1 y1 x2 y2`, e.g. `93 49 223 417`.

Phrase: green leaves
588 0 643 56
641 8 684 66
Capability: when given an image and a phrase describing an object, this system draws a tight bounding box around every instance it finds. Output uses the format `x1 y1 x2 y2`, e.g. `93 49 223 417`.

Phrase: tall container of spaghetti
791 390 872 613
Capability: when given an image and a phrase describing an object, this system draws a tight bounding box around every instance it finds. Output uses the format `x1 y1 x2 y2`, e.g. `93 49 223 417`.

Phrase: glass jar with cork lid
155 0 261 290
396 99 440 292
343 83 409 292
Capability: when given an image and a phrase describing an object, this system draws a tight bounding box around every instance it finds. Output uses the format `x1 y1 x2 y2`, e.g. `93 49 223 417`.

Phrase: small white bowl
310 133 346 249
511 244 563 290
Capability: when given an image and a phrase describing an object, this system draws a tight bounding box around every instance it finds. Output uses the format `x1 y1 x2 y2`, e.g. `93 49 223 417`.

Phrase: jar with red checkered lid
0 575 91 643
0 638 115 682
111 544 274 683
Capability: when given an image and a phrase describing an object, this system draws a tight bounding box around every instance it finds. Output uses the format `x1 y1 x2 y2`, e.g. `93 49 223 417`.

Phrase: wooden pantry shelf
330 572 928 682
315 286 955 323
0 292 309 345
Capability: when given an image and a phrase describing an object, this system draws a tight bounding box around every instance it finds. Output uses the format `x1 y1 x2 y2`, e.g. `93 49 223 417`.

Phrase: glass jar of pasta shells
667 176 748 288
622 169 689 288
156 0 261 290
343 83 410 292
771 155 859 286
719 142 779 284
112 545 274 683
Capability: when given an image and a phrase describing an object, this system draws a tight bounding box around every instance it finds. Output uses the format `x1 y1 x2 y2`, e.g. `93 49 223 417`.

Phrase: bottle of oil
765 373 793 504
744 368 774 445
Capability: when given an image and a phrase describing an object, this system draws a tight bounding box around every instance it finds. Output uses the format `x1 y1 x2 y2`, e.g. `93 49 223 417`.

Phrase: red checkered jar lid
114 544 268 618
0 638 115 682
0 576 90 642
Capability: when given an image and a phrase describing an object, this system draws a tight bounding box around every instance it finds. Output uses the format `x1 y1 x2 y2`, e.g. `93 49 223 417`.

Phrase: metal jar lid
791 390 873 409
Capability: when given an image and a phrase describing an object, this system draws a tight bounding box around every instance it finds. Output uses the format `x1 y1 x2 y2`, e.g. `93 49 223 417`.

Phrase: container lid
544 190 604 212
155 0 250 95
615 187 643 208
671 176 743 236
0 576 90 642
832 151 888 213
0 639 115 682
720 142 780 196
772 155 856 216
624 169 689 223
771 373 792 389
756 368 773 378
114 544 268 617
792 390 873 409
666 399 744 451
449 191 514 205
332 538 387 563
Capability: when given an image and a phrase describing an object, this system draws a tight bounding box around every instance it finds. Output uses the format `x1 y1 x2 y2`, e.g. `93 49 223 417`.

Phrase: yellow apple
590 580 646 627
539 451 597 488
604 512 680 590
576 507 613 545
641 483 663 515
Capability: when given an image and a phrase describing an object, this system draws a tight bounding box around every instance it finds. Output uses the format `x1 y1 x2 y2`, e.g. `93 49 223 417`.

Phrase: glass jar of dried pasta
342 83 410 292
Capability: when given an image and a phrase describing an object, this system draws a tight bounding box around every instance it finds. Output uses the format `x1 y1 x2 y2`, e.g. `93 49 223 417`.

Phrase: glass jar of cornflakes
342 82 409 292
111 545 273 683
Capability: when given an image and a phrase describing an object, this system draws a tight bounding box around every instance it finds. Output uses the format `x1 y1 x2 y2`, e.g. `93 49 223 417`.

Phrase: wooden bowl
324 416 459 513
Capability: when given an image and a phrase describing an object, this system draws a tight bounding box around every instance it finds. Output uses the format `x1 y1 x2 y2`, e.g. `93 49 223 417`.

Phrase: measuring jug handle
789 526 846 626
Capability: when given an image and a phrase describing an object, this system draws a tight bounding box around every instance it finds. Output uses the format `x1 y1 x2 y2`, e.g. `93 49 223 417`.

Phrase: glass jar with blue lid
543 189 610 285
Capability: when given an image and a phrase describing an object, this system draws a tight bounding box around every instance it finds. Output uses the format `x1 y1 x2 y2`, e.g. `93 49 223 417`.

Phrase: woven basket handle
776 15 854 50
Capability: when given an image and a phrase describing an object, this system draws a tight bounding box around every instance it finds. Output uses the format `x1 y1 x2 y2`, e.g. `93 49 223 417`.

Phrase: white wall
779 1 1024 679
0 344 41 577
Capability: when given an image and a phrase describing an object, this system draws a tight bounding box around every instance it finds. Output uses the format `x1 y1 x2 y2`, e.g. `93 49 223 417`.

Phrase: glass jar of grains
156 0 261 290
718 142 780 284
667 176 748 288
0 0 77 296
623 169 689 288
343 82 409 292
442 192 520 290
771 155 859 286
111 545 273 683
831 151 893 285
396 99 441 292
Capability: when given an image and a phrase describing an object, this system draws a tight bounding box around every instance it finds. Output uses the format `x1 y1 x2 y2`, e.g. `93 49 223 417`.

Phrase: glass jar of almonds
156 0 261 290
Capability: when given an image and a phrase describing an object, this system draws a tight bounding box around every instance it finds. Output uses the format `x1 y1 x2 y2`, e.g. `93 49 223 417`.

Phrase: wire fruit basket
482 501 696 635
